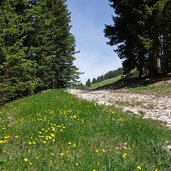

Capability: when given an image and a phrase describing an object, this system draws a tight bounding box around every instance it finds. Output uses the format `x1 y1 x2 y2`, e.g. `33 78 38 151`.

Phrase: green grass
90 75 121 89
129 82 171 96
0 89 171 171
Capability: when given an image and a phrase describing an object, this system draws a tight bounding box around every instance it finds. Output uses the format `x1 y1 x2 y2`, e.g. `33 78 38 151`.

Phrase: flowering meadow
0 89 171 170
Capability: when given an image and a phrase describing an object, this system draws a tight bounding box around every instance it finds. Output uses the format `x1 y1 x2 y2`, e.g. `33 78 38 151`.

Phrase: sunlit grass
129 83 171 96
0 89 171 170
90 75 121 89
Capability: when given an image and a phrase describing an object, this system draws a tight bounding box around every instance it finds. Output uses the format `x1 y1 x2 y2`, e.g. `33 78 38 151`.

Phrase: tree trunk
148 53 159 77
138 51 144 78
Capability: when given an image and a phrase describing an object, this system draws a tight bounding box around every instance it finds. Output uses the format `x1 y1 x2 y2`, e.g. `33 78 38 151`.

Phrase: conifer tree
0 0 79 104
35 0 79 88
0 0 38 104
104 0 171 77
85 79 91 87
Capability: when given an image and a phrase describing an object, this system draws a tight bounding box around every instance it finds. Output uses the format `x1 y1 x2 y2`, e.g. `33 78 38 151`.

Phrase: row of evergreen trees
105 0 171 78
85 68 123 86
0 0 79 105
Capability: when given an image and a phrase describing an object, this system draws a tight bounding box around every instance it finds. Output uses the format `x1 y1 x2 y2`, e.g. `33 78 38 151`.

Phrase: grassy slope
129 83 171 96
90 75 121 89
90 73 171 96
0 89 171 171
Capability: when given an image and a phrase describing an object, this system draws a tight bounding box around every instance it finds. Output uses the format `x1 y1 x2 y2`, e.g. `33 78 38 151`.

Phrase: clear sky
67 0 122 84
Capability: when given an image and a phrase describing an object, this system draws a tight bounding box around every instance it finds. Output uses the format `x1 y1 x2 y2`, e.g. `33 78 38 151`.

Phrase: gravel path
68 89 171 129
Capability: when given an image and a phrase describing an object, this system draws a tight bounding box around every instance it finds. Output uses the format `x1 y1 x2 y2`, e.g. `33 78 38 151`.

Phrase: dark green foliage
92 78 96 84
163 0 171 71
96 75 104 83
0 0 38 104
0 0 79 105
86 68 123 85
85 79 91 87
104 67 123 79
105 0 171 77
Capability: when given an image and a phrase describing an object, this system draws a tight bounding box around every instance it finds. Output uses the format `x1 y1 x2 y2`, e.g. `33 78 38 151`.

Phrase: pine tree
104 0 170 77
36 0 79 89
0 0 38 104
85 79 91 87
163 0 171 72
0 0 79 104
104 0 147 77
92 78 96 84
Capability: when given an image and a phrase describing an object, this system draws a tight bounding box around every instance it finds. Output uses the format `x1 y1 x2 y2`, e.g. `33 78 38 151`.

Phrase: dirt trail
68 89 171 129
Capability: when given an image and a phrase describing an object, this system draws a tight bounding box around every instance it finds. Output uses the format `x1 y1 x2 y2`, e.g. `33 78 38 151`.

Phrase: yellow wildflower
124 142 127 146
137 166 142 170
95 149 99 153
60 152 64 157
51 133 55 138
24 158 28 162
117 118 126 123
102 149 106 153
51 127 55 131
4 135 10 139
122 153 128 158
0 140 6 144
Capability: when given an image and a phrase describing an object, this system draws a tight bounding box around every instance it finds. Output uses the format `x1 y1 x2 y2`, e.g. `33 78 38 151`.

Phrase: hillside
90 75 122 89
89 71 171 96
0 89 171 170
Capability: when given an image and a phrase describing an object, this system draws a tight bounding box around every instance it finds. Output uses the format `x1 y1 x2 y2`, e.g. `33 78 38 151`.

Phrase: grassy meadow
0 89 171 171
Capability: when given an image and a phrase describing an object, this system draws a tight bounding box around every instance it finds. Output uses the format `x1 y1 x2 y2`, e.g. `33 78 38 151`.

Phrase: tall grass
0 89 171 170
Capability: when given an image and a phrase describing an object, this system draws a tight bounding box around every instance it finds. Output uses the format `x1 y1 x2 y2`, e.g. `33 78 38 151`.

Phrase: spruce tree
0 0 79 104
85 79 91 87
104 0 171 77
36 0 79 88
0 0 38 104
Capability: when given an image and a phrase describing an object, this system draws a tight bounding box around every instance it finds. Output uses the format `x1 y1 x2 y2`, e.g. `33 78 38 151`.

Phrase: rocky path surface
68 89 171 129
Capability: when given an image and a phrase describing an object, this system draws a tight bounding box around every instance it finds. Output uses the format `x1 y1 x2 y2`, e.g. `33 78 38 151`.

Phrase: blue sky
67 0 121 84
